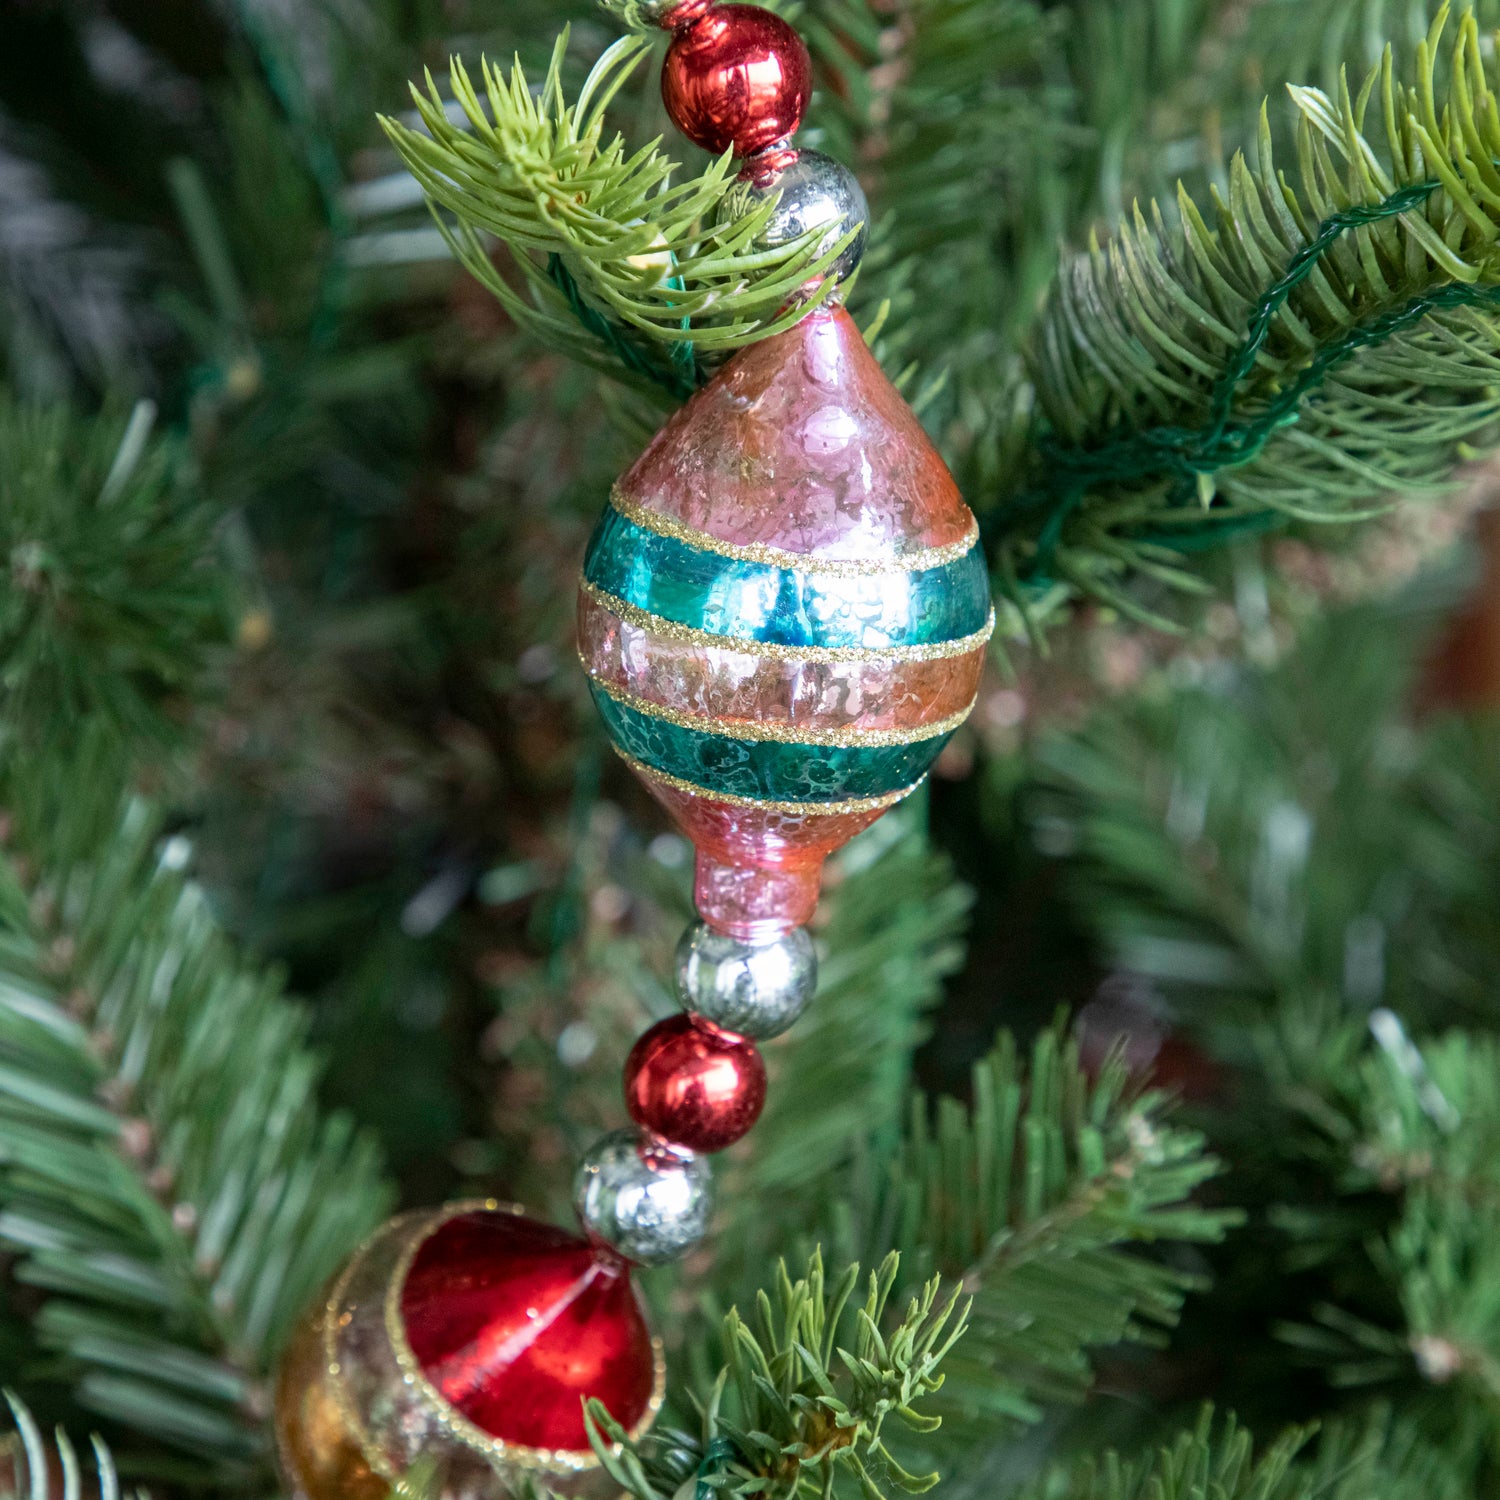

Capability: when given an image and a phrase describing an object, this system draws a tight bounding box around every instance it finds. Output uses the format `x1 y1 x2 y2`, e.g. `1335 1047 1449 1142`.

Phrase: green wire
546 255 701 399
1001 175 1500 579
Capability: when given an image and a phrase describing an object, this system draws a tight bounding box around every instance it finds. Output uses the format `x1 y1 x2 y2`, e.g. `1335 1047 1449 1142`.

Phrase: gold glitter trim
322 1210 434 1487
383 1200 667 1475
610 484 981 575
617 748 922 814
588 669 976 747
581 579 996 664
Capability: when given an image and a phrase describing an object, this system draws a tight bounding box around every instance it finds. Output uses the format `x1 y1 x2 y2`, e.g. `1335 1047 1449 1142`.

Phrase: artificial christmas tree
8 2 1500 1499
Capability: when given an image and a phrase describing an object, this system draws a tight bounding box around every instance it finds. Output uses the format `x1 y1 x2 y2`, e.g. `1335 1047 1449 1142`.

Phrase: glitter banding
575 306 989 933
589 680 956 801
615 749 919 814
582 505 991 651
584 669 976 746
609 485 981 574
579 580 995 663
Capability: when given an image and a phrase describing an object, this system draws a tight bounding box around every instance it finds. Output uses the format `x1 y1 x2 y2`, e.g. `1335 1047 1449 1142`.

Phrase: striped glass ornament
577 303 990 938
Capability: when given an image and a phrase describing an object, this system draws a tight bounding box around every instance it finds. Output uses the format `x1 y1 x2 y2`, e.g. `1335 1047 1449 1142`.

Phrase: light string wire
995 174 1500 582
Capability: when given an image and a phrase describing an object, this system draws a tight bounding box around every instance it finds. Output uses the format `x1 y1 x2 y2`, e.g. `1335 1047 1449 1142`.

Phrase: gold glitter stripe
617 748 921 814
610 484 981 575
581 579 996 663
588 670 976 746
321 1221 402 1487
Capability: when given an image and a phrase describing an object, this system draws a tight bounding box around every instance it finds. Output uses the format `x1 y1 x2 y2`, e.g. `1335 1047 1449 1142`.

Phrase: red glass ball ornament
399 1209 657 1452
624 1014 766 1152
661 5 811 158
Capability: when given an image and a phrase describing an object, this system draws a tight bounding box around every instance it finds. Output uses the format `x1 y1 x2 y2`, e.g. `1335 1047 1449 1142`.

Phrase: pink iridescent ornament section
622 307 974 562
641 779 889 935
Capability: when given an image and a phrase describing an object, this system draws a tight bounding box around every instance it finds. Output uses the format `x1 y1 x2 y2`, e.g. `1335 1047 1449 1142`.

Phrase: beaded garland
274 6 991 1497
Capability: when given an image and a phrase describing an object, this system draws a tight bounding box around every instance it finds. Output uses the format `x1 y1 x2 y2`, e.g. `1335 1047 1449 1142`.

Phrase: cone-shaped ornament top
623 304 975 563
579 306 991 938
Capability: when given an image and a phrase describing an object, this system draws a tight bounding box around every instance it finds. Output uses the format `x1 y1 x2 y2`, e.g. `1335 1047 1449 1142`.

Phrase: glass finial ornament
277 8 990 1499
273 1202 665 1500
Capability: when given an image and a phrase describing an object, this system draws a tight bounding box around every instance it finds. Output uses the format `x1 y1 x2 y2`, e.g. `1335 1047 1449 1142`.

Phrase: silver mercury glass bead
574 1127 712 1265
674 919 817 1040
719 148 869 293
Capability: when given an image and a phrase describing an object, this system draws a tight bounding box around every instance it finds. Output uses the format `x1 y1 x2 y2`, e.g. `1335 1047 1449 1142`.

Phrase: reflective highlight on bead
574 1128 712 1265
722 149 869 290
661 5 811 157
624 1014 766 1152
675 920 816 1038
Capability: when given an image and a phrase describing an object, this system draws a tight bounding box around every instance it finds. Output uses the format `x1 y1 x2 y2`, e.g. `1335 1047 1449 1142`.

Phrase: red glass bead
661 5 811 158
624 1014 766 1152
399 1209 656 1452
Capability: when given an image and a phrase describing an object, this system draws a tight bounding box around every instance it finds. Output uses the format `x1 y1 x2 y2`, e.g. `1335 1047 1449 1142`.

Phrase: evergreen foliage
381 39 854 399
837 1026 1234 1455
1024 587 1500 1486
591 1252 969 1500
5 2 1500 1500
0 741 392 1475
0 398 228 749
1019 1405 1471 1500
1000 5 1500 629
1 1392 138 1500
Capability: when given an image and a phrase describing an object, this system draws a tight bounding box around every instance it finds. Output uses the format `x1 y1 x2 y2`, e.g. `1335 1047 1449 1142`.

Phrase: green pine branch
831 1023 1235 1462
1019 1404 1477 1500
588 1250 969 1500
1275 1027 1500 1403
0 396 230 751
1021 586 1500 1445
0 738 393 1475
1231 0 1500 95
705 1007 1234 1486
1000 3 1500 631
3 1391 143 1500
379 34 855 400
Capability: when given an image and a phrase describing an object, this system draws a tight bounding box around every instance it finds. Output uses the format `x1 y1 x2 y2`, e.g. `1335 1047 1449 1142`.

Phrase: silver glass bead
574 1127 712 1265
720 149 869 290
674 920 816 1040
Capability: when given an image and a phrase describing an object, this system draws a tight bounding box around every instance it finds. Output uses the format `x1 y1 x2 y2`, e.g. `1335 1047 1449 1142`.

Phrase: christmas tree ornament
624 1013 767 1151
674 920 817 1038
280 11 988 1497
574 1127 714 1263
659 3 811 157
578 0 988 940
572 0 987 1278
274 1202 664 1500
577 303 990 937
720 148 870 284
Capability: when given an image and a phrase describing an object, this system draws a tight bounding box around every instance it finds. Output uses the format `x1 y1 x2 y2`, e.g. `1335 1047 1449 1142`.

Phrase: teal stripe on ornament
582 506 990 651
588 681 954 802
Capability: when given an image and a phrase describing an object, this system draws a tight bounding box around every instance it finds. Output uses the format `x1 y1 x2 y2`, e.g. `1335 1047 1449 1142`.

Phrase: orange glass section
578 589 984 734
